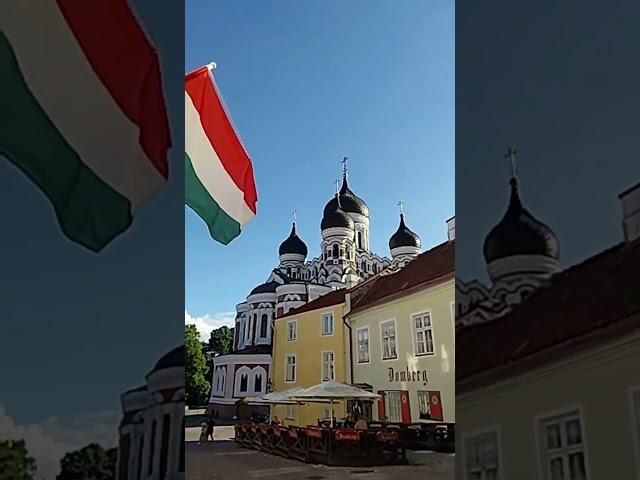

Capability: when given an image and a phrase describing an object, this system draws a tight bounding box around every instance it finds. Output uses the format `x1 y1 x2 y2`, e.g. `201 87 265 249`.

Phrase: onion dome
152 345 184 372
483 177 559 263
389 213 421 250
321 194 355 230
323 173 369 218
279 222 308 257
249 281 279 295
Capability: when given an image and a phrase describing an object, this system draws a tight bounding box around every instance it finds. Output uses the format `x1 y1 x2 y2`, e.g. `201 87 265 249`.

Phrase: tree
185 324 210 406
0 439 36 480
56 443 116 480
208 325 234 357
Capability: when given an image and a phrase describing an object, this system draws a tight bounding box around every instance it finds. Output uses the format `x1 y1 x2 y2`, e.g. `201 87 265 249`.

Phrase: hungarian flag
185 66 257 245
0 1 171 252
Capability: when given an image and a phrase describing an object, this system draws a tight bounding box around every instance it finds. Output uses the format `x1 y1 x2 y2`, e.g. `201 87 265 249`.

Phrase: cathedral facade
208 167 424 419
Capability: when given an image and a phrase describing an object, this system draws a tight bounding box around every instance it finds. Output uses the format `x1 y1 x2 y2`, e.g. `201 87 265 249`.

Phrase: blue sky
185 0 455 335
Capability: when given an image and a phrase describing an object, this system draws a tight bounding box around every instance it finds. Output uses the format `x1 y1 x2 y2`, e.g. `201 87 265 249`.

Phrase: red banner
376 431 400 443
306 427 323 439
334 429 360 442
429 391 443 421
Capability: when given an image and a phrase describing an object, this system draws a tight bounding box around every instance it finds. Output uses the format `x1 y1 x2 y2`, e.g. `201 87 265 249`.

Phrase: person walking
206 415 216 442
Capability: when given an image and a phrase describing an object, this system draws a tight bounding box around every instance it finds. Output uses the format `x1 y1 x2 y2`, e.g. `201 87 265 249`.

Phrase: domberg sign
388 366 428 385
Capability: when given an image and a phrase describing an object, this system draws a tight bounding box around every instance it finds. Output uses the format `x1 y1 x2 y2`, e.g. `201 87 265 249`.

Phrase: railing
233 422 411 466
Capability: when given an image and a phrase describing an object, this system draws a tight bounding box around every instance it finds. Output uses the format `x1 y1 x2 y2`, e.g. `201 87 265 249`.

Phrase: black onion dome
152 345 184 372
389 214 421 250
321 194 355 230
483 178 559 263
279 223 308 256
323 174 369 217
249 281 280 295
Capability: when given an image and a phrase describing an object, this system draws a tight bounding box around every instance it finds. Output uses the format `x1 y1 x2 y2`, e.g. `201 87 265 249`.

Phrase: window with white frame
385 391 402 422
323 407 333 420
413 312 434 355
286 404 295 420
538 410 587 480
380 320 397 360
464 429 501 479
322 313 334 335
285 355 296 382
287 320 297 341
356 327 370 363
322 352 335 381
417 391 431 420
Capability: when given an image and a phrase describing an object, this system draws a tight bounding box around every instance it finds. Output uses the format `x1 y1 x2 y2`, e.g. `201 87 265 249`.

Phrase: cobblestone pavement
186 427 454 480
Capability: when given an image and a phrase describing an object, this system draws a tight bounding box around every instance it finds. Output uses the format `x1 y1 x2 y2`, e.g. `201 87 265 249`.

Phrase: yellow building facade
347 242 455 425
272 290 349 427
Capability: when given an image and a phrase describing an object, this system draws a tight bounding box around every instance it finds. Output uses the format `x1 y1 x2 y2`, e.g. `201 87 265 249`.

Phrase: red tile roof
457 239 640 392
350 240 455 314
277 288 346 319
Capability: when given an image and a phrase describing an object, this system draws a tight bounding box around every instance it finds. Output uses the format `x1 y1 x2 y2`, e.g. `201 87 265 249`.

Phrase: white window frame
321 312 335 336
284 354 296 383
534 404 590 480
321 351 335 382
286 319 297 341
629 385 640 478
285 404 295 420
411 310 435 357
461 425 503 480
355 326 370 364
385 390 402 423
379 319 398 361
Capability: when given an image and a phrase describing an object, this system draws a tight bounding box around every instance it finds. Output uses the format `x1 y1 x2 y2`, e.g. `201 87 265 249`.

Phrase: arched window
333 244 339 258
254 374 262 393
287 267 292 276
339 248 344 258
260 314 268 338
326 248 331 259
361 260 366 272
240 374 248 392
357 231 362 249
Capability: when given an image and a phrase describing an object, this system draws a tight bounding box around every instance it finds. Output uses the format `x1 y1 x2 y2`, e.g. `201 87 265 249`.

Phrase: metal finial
504 146 517 178
335 178 340 195
292 210 297 224
341 156 349 174
398 200 404 215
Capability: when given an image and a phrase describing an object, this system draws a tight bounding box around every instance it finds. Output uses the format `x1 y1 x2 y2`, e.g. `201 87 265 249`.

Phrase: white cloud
185 310 235 340
0 407 119 480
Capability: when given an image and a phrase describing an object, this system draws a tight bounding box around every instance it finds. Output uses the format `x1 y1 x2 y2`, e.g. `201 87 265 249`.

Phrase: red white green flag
0 1 171 252
185 66 258 245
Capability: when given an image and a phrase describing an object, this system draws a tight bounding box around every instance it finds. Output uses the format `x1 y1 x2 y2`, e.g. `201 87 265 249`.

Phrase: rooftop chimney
446 216 455 241
620 182 640 242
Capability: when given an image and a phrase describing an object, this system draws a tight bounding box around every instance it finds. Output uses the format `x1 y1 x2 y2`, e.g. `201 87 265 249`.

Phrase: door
377 391 386 421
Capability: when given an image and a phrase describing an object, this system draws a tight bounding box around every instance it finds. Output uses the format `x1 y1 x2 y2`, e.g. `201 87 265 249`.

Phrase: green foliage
56 443 116 480
0 439 36 480
208 325 234 357
185 324 211 406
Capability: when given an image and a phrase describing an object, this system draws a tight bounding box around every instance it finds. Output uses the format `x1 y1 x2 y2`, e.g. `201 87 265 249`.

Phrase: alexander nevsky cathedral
208 160 428 419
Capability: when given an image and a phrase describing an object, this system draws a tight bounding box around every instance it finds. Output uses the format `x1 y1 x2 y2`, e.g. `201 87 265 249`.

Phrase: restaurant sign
388 366 428 385
335 429 360 441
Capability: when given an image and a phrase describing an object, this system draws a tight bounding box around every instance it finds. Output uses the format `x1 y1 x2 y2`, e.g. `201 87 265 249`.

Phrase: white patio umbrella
290 380 380 427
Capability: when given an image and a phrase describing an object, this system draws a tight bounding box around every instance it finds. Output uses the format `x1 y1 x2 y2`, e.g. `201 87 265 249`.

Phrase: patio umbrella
290 380 380 427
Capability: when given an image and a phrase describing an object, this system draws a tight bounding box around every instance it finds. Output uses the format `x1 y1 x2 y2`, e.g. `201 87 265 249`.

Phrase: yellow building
347 241 455 424
272 289 349 426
